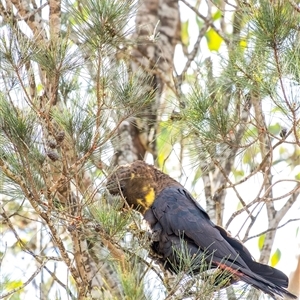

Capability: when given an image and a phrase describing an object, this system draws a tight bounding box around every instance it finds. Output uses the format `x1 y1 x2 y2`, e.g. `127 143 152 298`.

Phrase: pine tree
0 0 299 299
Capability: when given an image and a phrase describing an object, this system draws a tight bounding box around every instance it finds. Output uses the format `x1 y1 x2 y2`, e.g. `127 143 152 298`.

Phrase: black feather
144 187 296 299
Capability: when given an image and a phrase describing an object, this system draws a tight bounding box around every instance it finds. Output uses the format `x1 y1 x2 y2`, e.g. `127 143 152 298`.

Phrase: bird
106 160 297 299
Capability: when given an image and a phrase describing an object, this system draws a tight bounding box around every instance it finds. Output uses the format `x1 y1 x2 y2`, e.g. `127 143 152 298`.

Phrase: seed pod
47 150 59 161
94 224 101 232
56 131 65 142
47 139 57 149
67 224 77 232
280 127 287 138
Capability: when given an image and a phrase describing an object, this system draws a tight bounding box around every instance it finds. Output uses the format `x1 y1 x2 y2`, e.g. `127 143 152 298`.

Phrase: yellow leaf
205 28 223 51
232 169 244 181
258 234 265 251
239 39 247 51
270 249 281 267
36 83 44 93
181 20 189 46
6 280 23 290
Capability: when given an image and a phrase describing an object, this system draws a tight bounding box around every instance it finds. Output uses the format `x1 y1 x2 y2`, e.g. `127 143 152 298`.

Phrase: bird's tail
239 271 297 299
245 260 289 288
216 262 297 299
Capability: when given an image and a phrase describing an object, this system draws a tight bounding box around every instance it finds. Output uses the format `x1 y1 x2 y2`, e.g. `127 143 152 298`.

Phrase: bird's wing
215 225 289 287
151 186 249 269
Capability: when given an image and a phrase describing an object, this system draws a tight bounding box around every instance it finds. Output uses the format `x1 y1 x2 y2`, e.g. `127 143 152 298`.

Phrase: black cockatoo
107 161 296 299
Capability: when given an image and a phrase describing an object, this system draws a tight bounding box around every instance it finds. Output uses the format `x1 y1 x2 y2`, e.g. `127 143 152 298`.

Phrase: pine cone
46 150 59 161
47 139 57 149
280 127 287 138
56 131 65 142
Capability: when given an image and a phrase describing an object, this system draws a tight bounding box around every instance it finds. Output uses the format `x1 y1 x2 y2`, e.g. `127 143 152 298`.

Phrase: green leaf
268 123 281 135
243 150 251 164
279 146 287 155
205 28 223 51
195 16 204 29
295 173 300 180
157 121 180 167
270 249 281 267
258 234 266 251
212 10 222 21
181 20 190 46
296 226 299 237
232 169 244 181
236 201 243 210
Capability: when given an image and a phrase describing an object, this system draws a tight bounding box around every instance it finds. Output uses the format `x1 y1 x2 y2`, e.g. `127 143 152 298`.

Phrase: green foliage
67 0 135 49
119 255 148 300
0 0 155 299
110 66 155 115
170 238 210 275
283 41 300 83
0 96 37 150
89 194 130 238
195 16 204 29
247 0 298 49
183 84 232 141
0 28 33 73
0 97 45 193
50 97 97 154
191 167 203 188
32 37 83 78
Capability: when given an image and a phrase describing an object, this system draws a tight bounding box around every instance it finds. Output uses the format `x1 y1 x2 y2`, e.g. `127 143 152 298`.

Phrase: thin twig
1 207 76 299
245 218 300 242
0 259 50 299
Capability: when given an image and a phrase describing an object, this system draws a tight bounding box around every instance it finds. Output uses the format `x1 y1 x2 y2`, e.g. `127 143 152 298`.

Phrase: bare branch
0 259 50 299
245 218 300 242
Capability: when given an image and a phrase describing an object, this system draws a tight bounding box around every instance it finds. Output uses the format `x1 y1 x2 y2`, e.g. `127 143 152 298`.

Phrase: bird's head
106 161 158 214
106 161 181 214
